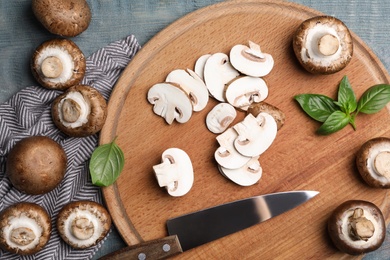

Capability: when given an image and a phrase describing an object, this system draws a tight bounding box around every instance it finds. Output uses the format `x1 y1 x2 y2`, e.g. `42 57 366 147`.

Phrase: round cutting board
101 0 390 258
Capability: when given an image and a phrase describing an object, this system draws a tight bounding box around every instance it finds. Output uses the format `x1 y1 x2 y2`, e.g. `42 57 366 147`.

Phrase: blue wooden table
1 1 390 259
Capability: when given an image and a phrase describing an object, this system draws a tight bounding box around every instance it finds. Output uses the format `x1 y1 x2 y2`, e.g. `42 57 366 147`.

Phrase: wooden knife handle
99 235 183 260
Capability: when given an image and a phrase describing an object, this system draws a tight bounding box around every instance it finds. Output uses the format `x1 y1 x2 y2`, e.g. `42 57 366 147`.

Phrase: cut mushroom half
356 137 390 188
225 76 269 111
166 69 209 111
204 52 240 102
292 16 353 74
194 54 211 81
230 41 274 77
153 148 194 197
147 83 193 124
218 156 262 186
0 202 51 255
52 85 107 137
31 39 86 90
206 103 237 134
233 112 278 157
57 201 111 249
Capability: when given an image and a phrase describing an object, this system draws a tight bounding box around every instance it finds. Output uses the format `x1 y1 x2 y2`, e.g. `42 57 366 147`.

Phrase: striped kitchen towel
0 35 140 259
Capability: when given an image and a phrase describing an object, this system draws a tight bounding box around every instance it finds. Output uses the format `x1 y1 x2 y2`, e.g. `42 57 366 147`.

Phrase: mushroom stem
71 217 94 240
10 227 36 246
41 56 63 78
348 208 375 241
245 41 266 60
317 34 340 56
374 151 390 179
61 99 81 123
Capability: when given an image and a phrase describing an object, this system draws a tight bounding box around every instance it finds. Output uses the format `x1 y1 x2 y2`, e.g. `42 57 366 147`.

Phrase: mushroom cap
218 156 262 186
6 136 67 195
292 15 353 74
51 85 107 137
32 0 91 37
0 202 51 255
327 200 386 255
31 38 86 90
57 200 111 249
356 137 390 188
194 54 211 81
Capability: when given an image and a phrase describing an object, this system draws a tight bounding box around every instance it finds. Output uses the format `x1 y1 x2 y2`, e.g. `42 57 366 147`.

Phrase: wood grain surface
100 0 390 258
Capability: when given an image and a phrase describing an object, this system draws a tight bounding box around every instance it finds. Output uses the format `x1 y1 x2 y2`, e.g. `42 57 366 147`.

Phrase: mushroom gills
57 91 91 128
218 156 262 186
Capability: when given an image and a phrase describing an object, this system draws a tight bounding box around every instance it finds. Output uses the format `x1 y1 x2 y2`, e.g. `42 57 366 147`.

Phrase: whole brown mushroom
51 85 107 137
57 201 111 249
0 202 51 255
6 136 67 195
32 0 91 37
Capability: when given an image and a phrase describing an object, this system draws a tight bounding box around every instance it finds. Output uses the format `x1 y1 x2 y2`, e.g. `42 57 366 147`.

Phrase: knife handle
99 235 183 260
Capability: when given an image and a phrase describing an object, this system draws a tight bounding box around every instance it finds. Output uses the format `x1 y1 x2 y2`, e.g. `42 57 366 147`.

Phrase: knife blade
100 190 319 260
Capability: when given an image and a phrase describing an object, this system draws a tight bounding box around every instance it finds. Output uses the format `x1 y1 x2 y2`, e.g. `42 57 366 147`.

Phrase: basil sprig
89 137 125 187
295 76 390 135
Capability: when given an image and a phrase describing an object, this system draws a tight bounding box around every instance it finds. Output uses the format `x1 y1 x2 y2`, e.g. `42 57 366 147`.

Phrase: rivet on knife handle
99 235 183 260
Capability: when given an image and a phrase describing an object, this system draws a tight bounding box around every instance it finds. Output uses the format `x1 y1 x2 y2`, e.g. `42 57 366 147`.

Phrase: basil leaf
336 76 357 113
357 84 390 114
317 111 350 135
89 138 125 187
294 94 339 122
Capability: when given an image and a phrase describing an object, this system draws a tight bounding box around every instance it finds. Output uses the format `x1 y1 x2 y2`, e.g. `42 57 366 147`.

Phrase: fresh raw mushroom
6 136 67 195
153 148 194 197
57 201 111 249
0 202 51 255
356 137 390 188
194 54 211 81
218 156 262 186
247 101 286 130
32 0 91 37
230 41 274 77
327 200 386 255
52 85 107 137
225 76 269 111
292 16 353 74
31 38 86 90
206 103 237 134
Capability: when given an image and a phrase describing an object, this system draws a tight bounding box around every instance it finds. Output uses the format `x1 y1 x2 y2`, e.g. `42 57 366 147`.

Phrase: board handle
99 235 183 259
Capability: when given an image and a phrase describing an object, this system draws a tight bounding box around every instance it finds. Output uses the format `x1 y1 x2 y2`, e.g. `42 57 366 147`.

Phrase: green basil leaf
89 138 125 187
317 111 350 135
357 84 390 114
336 76 357 113
294 94 339 122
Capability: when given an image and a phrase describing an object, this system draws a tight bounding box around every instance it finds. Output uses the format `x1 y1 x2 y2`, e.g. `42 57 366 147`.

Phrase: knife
100 190 319 259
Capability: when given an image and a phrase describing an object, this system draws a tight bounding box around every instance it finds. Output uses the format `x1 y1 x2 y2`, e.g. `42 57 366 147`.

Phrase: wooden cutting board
100 0 390 258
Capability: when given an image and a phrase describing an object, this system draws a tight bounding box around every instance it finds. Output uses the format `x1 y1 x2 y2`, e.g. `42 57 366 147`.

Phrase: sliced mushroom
57 201 111 249
230 41 274 77
147 83 193 124
225 76 269 111
327 200 386 255
194 54 211 81
203 53 240 102
166 69 209 112
31 39 86 90
356 137 390 188
52 85 107 137
214 128 252 169
292 16 353 74
0 202 51 255
247 102 286 130
153 148 194 197
218 156 262 186
206 103 237 134
233 112 278 157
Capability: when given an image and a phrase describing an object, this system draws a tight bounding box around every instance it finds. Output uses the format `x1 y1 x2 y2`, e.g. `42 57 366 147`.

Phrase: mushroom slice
194 54 211 81
166 69 209 111
230 41 274 77
225 76 269 111
206 103 237 134
52 85 107 137
214 128 252 169
153 148 194 197
292 16 353 74
356 137 390 188
31 39 86 90
204 53 240 102
57 201 111 249
218 156 262 186
327 200 386 255
0 202 51 255
233 112 277 157
147 83 193 124
247 102 286 130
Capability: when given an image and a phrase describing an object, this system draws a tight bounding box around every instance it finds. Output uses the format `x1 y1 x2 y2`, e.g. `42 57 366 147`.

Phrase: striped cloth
0 35 140 259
